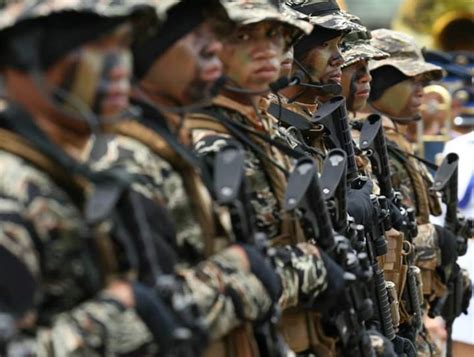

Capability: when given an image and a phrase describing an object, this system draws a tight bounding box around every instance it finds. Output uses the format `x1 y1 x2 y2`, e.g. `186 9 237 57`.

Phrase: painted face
372 76 426 120
47 23 133 119
341 59 372 112
280 47 294 79
219 21 287 92
301 35 343 85
142 21 223 105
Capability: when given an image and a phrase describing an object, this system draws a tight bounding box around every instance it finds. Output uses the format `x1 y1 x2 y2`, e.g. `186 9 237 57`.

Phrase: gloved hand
309 250 346 311
392 335 416 357
132 282 186 352
461 270 472 314
239 244 282 303
388 201 409 232
347 178 376 226
368 329 397 357
433 225 458 268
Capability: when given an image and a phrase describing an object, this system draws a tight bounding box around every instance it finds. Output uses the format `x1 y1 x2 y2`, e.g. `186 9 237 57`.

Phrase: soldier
366 28 471 357
184 1 366 355
0 1 168 355
88 1 297 356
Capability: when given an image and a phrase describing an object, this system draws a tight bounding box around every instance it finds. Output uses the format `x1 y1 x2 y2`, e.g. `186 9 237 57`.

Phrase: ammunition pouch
279 308 337 355
204 324 259 357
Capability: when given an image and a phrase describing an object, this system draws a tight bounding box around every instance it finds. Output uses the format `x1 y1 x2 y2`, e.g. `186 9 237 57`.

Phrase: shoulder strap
268 102 312 130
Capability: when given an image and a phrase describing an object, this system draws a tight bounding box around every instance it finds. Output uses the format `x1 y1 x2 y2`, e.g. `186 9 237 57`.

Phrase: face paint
141 21 223 106
280 47 294 79
342 60 371 112
302 36 343 85
220 21 285 91
373 78 424 120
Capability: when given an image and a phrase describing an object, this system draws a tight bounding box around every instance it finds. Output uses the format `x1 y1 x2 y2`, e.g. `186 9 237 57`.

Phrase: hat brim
342 42 389 68
223 3 313 35
370 58 444 81
309 11 365 32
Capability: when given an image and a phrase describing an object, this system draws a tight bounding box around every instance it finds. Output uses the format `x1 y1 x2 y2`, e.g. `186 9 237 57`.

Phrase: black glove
240 244 282 303
132 282 191 353
347 179 376 226
392 335 416 357
434 225 458 268
311 250 346 311
462 277 472 314
388 201 409 232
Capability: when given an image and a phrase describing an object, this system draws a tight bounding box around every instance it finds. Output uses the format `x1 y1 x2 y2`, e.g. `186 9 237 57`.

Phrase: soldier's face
141 22 223 105
219 21 287 91
301 35 343 85
47 23 133 119
372 76 425 120
341 59 371 112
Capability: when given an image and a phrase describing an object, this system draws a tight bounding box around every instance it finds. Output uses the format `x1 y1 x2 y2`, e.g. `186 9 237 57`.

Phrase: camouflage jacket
89 102 274 340
0 110 152 355
186 95 328 310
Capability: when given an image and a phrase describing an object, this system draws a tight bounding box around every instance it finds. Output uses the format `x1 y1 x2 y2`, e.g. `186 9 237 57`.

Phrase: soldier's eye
235 32 251 41
267 28 281 39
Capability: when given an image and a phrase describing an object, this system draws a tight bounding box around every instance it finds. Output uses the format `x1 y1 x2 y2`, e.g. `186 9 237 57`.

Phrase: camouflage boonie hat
286 0 365 33
369 29 444 81
0 0 154 34
341 28 389 68
221 0 313 37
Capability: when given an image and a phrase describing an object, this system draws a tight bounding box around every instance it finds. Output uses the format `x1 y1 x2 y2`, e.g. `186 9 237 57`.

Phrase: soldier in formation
0 0 471 356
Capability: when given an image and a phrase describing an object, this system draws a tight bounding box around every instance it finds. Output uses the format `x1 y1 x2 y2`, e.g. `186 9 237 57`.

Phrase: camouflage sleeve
0 203 153 356
388 152 416 209
177 246 273 340
274 243 328 310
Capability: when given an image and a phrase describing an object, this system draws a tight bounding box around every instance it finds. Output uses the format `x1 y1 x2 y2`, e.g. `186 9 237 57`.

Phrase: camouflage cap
220 0 313 36
286 0 365 33
341 28 389 68
0 0 155 35
369 29 444 81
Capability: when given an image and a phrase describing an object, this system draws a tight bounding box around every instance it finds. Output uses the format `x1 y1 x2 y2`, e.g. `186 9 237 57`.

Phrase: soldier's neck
220 89 260 107
33 112 91 161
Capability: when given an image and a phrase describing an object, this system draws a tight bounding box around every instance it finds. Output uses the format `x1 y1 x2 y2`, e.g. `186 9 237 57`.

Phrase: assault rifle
213 143 290 357
318 149 396 342
284 156 375 357
359 114 423 335
312 100 396 341
312 96 359 183
429 153 474 357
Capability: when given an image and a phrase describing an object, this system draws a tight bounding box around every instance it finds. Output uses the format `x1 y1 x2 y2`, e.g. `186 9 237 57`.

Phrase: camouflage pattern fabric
286 0 366 32
369 28 443 81
341 28 389 68
90 126 275 341
0 148 154 355
222 0 313 44
0 0 155 33
188 95 329 309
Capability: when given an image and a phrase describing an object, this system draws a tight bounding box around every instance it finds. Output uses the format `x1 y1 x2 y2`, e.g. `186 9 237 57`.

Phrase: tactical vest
185 108 338 355
107 119 259 357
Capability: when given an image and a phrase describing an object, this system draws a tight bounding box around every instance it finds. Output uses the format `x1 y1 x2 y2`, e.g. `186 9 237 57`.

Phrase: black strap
268 102 312 131
387 143 439 171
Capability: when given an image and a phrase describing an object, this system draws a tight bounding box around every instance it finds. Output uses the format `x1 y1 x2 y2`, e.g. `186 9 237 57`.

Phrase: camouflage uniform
369 29 446 357
0 2 158 355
